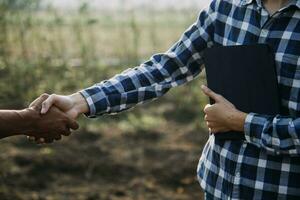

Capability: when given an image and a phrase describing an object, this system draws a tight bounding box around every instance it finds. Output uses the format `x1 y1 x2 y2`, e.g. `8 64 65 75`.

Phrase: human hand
26 94 79 144
201 85 247 134
40 93 89 120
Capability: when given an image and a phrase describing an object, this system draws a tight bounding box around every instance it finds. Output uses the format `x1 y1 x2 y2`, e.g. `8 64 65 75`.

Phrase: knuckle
55 135 62 140
49 94 57 100
41 93 49 98
204 107 210 113
64 132 71 136
203 105 210 113
61 127 70 135
204 115 208 121
215 95 221 101
62 133 68 137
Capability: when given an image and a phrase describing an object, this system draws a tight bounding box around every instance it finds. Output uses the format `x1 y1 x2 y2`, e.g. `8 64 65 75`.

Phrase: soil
0 107 208 200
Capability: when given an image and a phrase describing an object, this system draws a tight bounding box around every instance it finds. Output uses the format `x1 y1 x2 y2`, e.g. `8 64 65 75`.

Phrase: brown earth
0 99 209 200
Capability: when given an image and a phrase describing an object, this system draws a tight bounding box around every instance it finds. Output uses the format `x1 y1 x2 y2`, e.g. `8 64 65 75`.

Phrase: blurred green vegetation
0 0 209 199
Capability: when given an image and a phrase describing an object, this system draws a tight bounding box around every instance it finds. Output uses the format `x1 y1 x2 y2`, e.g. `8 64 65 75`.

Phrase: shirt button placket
261 29 268 37
259 29 268 43
232 143 246 199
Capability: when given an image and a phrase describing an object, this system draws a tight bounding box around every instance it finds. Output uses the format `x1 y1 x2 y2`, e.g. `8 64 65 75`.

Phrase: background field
0 0 210 199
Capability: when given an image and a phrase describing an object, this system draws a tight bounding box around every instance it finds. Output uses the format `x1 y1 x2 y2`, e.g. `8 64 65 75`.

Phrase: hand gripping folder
203 44 280 140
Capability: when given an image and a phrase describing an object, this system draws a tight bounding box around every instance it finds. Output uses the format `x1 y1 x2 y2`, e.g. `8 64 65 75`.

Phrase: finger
27 136 36 142
206 121 210 127
61 127 72 136
210 128 219 133
206 121 218 128
36 137 45 144
206 122 223 130
67 119 79 131
54 135 62 141
211 127 228 133
204 114 216 122
44 138 54 144
204 114 208 121
201 85 222 103
203 104 212 114
212 130 221 134
29 93 49 108
41 94 57 114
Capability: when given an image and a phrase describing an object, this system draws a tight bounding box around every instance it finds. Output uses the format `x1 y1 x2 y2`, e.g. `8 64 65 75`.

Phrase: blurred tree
0 0 40 108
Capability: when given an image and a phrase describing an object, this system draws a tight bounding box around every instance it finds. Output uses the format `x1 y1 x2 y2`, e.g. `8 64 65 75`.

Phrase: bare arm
0 94 79 142
0 109 32 139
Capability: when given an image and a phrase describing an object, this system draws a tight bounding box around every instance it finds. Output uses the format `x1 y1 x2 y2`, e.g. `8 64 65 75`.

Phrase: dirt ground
0 101 208 200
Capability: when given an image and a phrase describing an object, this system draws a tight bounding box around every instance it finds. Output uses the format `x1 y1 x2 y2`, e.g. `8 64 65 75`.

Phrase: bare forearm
0 110 32 139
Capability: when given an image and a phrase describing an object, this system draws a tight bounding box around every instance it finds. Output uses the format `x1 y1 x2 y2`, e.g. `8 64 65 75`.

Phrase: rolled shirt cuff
244 112 268 145
79 86 109 118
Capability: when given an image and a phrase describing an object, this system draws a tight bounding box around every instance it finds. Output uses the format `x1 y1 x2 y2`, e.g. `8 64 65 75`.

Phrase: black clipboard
203 44 280 140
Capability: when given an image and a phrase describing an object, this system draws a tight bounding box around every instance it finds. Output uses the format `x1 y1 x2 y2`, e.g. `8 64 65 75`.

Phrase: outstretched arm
0 94 79 143
40 1 218 118
0 110 33 139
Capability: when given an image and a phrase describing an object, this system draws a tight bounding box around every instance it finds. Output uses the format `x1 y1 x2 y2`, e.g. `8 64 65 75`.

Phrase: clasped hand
27 85 247 144
27 93 87 144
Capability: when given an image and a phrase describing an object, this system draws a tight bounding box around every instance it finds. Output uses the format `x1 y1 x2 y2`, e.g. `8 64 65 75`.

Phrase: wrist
0 110 22 137
10 109 39 135
69 92 89 116
227 110 247 132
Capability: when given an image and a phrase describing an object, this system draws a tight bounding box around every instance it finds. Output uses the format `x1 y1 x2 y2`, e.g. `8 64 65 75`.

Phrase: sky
43 0 210 11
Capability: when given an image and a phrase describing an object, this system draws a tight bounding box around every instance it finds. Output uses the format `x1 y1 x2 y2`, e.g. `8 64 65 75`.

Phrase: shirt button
261 30 268 37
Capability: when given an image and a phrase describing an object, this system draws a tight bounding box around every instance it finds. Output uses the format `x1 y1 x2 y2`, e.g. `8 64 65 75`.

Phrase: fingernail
41 102 47 113
41 107 46 114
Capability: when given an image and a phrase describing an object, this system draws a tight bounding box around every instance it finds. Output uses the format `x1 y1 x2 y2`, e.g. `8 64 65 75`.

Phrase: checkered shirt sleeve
80 1 217 117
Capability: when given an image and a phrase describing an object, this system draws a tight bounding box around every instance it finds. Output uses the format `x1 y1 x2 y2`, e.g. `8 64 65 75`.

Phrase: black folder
203 44 280 140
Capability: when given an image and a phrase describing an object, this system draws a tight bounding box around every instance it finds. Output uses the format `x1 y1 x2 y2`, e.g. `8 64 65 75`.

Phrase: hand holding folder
203 44 280 140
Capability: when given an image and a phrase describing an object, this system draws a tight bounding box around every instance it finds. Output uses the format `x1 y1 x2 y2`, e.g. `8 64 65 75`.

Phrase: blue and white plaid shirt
81 0 300 199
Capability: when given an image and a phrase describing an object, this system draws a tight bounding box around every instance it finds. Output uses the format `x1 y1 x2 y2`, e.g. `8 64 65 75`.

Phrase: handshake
18 92 89 144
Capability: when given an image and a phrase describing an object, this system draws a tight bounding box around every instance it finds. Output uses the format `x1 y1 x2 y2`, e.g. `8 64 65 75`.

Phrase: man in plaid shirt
34 0 300 199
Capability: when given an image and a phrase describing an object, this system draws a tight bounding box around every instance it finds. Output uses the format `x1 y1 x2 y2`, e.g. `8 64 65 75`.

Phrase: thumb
29 93 49 109
41 94 57 114
201 85 222 103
